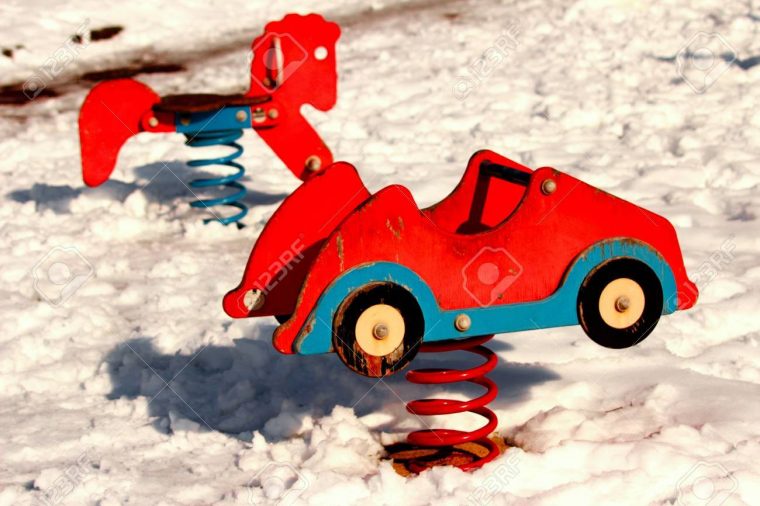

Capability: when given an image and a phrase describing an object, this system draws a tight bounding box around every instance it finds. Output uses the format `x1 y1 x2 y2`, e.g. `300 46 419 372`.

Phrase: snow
1 0 759 504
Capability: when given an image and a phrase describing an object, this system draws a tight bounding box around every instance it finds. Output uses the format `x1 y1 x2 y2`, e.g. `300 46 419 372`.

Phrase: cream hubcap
598 278 645 329
355 304 405 357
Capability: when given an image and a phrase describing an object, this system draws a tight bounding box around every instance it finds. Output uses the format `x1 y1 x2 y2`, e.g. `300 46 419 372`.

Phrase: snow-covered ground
1 0 759 504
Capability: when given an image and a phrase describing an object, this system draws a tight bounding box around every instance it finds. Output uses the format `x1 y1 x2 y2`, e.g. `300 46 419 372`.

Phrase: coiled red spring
405 334 499 471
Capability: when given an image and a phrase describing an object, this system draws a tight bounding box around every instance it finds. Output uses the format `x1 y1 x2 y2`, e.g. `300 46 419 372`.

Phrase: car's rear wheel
577 258 663 349
333 283 423 377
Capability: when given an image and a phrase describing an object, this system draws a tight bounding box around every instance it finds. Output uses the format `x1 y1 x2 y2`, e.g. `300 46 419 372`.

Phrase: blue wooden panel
175 106 252 134
295 239 678 355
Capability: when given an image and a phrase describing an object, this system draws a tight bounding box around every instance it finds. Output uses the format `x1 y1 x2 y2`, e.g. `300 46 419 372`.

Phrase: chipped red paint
223 162 370 324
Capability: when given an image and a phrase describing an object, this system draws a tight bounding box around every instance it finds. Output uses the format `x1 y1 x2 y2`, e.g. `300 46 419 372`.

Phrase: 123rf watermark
676 461 738 506
37 452 94 506
248 31 308 89
676 32 736 94
669 236 736 309
23 18 91 100
248 462 309 505
462 246 523 307
453 24 521 101
239 237 305 314
32 246 94 306
466 452 520 505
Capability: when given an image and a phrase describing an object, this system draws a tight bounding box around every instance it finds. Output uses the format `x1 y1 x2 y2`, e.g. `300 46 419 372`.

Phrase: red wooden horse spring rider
78 13 340 226
225 150 698 470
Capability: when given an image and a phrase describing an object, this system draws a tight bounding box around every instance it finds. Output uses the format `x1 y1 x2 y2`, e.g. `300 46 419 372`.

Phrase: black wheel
333 283 424 378
274 314 291 324
577 258 663 349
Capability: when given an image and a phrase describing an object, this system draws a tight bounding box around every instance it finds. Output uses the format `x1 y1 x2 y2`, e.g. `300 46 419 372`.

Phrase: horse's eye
314 46 328 61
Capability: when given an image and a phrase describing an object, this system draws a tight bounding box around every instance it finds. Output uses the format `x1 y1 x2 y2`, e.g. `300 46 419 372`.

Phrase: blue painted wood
294 239 678 355
175 106 253 134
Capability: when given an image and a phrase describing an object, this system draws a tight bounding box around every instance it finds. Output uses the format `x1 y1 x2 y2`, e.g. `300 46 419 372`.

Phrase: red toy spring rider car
224 150 698 377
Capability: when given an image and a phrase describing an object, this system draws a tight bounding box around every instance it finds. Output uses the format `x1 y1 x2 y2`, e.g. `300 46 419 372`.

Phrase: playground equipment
78 13 340 225
224 149 698 469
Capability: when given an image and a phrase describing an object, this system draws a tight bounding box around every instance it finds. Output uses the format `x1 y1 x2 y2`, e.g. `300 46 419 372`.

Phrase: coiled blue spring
184 129 248 227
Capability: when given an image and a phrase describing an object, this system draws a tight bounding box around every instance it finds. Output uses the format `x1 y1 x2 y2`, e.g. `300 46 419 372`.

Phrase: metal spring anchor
404 334 500 472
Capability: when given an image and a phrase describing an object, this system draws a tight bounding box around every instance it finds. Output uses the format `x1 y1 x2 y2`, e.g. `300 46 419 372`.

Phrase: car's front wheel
333 283 423 377
577 258 663 349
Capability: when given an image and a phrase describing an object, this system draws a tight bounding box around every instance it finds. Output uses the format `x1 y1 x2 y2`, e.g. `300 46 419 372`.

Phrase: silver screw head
147 117 159 128
268 108 279 119
236 110 248 122
455 313 471 332
373 323 389 340
252 107 266 123
615 296 631 313
541 178 557 195
306 156 322 172
243 289 265 311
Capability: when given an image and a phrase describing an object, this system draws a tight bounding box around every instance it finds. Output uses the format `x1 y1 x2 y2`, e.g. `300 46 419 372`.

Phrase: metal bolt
180 115 191 126
235 110 248 122
454 313 471 332
268 108 279 119
373 323 389 340
615 296 631 313
541 178 557 195
147 117 159 128
243 289 265 311
252 107 266 123
306 156 322 172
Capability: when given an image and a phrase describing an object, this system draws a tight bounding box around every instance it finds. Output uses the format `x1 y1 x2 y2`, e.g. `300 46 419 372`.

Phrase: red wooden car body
225 150 697 376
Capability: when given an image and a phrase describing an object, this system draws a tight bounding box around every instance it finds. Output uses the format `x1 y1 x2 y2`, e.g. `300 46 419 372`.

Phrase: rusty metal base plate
384 436 508 476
